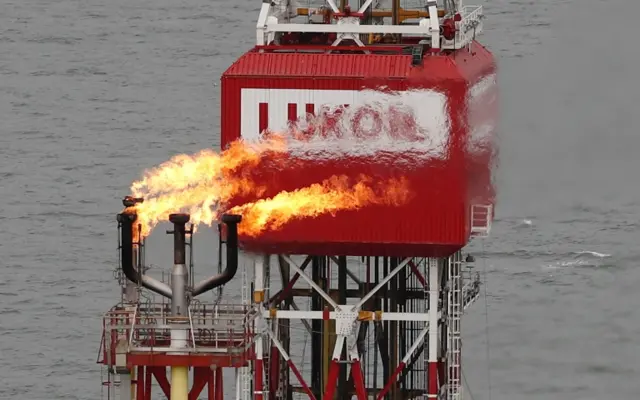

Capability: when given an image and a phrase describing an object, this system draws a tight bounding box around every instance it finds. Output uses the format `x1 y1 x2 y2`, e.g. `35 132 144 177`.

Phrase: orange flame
129 138 286 237
126 136 413 238
228 175 413 237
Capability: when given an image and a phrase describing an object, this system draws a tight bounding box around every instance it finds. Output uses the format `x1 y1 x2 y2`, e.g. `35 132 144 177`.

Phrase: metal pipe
168 213 190 316
168 213 189 265
167 214 192 400
117 211 172 299
192 214 242 297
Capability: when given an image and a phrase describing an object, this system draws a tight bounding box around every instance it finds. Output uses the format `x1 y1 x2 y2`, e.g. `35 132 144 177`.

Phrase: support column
215 367 224 400
278 256 292 400
427 258 440 399
120 370 132 400
168 213 191 400
254 255 266 400
337 256 348 399
136 366 145 400
389 257 398 400
311 257 323 399
144 367 152 400
208 369 215 400
235 367 242 400
322 335 346 400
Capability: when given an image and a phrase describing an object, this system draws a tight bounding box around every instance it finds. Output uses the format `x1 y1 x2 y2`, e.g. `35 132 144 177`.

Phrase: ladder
241 263 252 400
446 253 462 400
470 204 493 237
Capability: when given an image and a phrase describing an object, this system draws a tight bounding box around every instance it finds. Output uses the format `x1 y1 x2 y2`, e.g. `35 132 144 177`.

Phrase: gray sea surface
1 0 639 399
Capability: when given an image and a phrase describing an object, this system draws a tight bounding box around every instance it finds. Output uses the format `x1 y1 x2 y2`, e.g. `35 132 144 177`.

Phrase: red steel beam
150 367 171 398
350 359 368 400
189 367 209 400
269 346 280 400
409 260 428 288
127 353 248 368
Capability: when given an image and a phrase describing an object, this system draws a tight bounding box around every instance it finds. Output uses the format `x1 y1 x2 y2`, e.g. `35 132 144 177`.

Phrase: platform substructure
98 300 256 400
251 252 480 400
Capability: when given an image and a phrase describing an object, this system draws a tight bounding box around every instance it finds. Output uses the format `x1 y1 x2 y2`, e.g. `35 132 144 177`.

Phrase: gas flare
228 174 413 237
125 136 413 238
128 137 286 237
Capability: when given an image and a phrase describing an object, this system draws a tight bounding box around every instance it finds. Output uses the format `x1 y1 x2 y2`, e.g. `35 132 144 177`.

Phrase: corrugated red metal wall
220 42 497 257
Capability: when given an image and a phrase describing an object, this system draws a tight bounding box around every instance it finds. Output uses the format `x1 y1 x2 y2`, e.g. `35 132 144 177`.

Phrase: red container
220 42 497 257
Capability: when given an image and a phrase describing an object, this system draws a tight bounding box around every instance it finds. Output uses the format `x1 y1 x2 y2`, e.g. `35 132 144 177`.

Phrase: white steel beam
265 22 435 35
426 1 441 49
402 323 431 363
331 334 346 360
427 257 440 399
357 0 375 14
256 1 271 46
327 0 340 13
428 257 439 363
253 256 266 400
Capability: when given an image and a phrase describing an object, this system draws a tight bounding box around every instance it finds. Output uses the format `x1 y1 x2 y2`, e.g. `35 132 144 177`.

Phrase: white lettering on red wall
240 88 451 155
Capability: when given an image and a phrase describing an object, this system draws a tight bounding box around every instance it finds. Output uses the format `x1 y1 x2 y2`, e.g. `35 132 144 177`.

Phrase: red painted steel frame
124 365 225 400
127 353 247 368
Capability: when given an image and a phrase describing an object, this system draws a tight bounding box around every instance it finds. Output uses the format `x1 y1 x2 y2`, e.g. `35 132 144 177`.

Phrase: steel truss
256 0 485 51
250 251 480 400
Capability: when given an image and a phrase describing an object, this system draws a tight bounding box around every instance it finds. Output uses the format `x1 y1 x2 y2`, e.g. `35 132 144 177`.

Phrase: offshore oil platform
97 0 497 399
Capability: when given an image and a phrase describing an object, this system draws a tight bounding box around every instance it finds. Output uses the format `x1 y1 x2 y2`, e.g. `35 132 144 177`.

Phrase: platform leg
120 370 132 400
136 366 145 400
254 255 267 400
322 334 346 400
346 335 367 400
208 369 215 400
144 367 152 400
215 367 224 400
171 366 189 400
427 258 440 399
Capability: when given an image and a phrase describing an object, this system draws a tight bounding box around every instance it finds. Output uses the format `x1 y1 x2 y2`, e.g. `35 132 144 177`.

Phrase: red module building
221 5 496 257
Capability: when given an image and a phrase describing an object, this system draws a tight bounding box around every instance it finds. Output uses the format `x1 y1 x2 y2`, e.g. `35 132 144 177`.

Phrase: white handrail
188 306 197 350
127 305 138 350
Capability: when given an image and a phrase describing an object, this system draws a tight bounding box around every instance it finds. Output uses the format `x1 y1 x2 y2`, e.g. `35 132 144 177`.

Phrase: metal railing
439 5 484 50
100 302 257 363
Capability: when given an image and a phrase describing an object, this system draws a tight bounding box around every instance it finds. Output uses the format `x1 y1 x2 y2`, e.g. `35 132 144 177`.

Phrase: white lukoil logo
239 88 451 159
